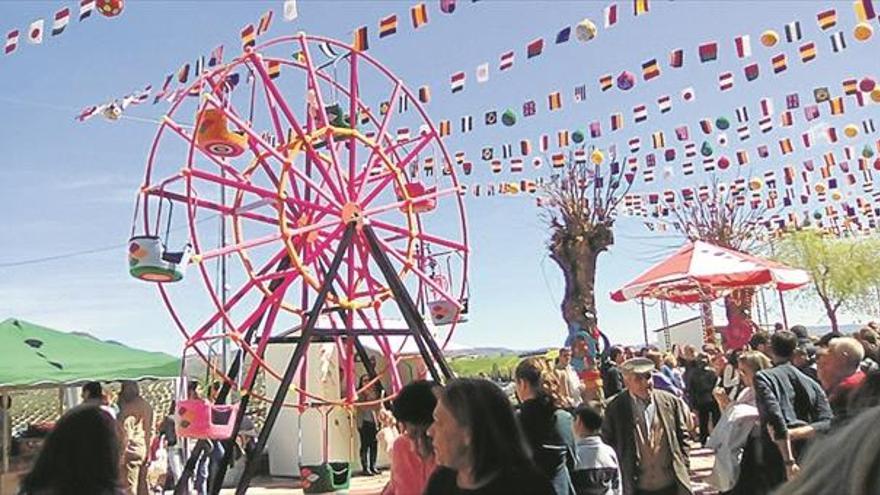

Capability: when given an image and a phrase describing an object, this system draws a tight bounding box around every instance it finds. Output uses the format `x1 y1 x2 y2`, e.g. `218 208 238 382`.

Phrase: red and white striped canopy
611 241 809 303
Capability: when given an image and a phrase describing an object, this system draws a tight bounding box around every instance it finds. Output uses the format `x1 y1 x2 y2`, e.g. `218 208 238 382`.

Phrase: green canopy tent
0 318 180 476
0 318 180 389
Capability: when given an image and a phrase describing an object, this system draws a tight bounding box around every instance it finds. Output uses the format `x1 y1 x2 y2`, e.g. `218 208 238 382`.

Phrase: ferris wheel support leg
361 224 455 383
182 256 293 495
234 223 357 495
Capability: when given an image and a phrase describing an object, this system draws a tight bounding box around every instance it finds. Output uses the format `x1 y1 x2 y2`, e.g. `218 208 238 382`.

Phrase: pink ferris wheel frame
134 33 469 493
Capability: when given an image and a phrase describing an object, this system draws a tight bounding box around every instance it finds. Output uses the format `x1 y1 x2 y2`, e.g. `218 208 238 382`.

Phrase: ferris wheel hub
340 202 364 226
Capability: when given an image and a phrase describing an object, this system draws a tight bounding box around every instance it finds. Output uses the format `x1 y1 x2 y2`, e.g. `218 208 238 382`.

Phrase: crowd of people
14 322 880 494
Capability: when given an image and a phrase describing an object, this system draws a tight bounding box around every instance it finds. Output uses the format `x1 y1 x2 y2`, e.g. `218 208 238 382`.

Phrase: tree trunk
549 224 614 334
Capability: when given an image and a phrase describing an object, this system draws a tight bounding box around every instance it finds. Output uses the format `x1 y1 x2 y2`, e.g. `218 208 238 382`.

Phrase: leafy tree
774 229 880 332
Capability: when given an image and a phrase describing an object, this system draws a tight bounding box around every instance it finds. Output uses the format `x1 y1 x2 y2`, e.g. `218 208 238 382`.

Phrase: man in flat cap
601 358 693 495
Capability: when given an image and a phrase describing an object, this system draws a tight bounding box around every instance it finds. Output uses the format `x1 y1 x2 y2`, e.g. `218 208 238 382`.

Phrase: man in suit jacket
601 358 693 495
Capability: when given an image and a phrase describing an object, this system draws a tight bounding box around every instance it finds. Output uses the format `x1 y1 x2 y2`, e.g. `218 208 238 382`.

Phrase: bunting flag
802 131 813 148
521 139 532 155
784 21 802 42
283 0 298 21
641 58 660 80
411 3 429 28
772 53 788 73
499 51 514 71
719 72 734 91
629 137 641 153
177 63 190 84
652 131 665 148
460 115 473 133
816 9 837 30
574 85 587 101
256 10 273 36
600 74 614 91
527 38 544 58
555 26 571 44
843 78 858 95
27 19 44 45
611 112 624 130
241 24 256 50
681 87 695 102
557 130 570 147
698 42 718 62
51 8 70 36
484 110 497 125
759 116 773 133
734 35 752 58
830 96 845 115
548 91 562 110
780 110 794 127
853 0 877 22
633 104 648 123
79 0 95 21
476 63 489 83
379 14 398 38
657 94 671 113
744 63 760 81
633 0 650 16
737 149 750 165
450 71 465 93
799 42 817 62
831 31 847 52
353 26 368 51
152 74 173 104
438 120 450 137
208 45 224 66
805 104 820 121
440 0 456 14
604 3 619 27
780 138 794 155
761 98 774 116
5 30 19 55
669 48 684 68
267 60 281 79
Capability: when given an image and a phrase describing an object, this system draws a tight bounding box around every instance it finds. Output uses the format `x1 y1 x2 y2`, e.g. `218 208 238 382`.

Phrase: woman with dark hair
515 357 577 495
425 378 554 495
20 405 126 495
382 380 439 495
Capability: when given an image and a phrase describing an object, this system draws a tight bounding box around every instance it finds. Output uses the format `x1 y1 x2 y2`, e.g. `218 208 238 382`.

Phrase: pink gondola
396 182 437 213
176 399 239 440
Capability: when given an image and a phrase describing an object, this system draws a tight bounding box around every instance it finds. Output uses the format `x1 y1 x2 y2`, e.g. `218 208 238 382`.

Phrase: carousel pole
640 299 649 346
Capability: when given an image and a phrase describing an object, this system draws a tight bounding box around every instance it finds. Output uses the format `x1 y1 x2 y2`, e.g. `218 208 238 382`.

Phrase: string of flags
4 1 123 57
75 85 152 122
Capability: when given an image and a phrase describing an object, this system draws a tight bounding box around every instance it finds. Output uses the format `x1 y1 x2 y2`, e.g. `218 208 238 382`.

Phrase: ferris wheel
127 33 468 493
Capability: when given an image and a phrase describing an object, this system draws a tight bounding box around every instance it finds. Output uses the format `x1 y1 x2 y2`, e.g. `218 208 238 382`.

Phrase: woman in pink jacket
382 381 439 495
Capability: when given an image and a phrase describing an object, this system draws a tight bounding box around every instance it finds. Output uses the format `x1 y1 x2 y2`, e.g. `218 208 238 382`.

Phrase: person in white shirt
571 403 621 495
557 347 585 408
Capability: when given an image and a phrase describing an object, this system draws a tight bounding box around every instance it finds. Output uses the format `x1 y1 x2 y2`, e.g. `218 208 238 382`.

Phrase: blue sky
1 0 879 356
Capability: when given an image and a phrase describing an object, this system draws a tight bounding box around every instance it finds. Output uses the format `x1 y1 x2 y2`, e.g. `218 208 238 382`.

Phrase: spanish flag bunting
799 42 817 62
633 0 650 16
379 14 398 38
772 53 788 74
241 24 256 50
853 0 876 22
548 91 562 111
600 74 613 91
641 58 660 80
843 78 858 95
552 153 566 168
830 96 845 115
267 60 281 79
411 3 429 29
353 26 368 51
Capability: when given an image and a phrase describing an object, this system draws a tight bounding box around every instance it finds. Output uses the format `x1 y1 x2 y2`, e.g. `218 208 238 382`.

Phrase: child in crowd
571 403 621 495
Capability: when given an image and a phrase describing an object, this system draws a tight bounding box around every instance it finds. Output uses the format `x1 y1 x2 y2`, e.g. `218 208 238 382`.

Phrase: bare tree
541 146 633 335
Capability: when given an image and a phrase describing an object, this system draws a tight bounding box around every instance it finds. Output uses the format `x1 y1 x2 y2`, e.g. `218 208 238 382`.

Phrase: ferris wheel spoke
348 51 360 197
204 93 344 210
244 55 349 207
163 116 246 182
363 186 461 218
371 235 463 309
370 219 468 253
355 133 432 202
